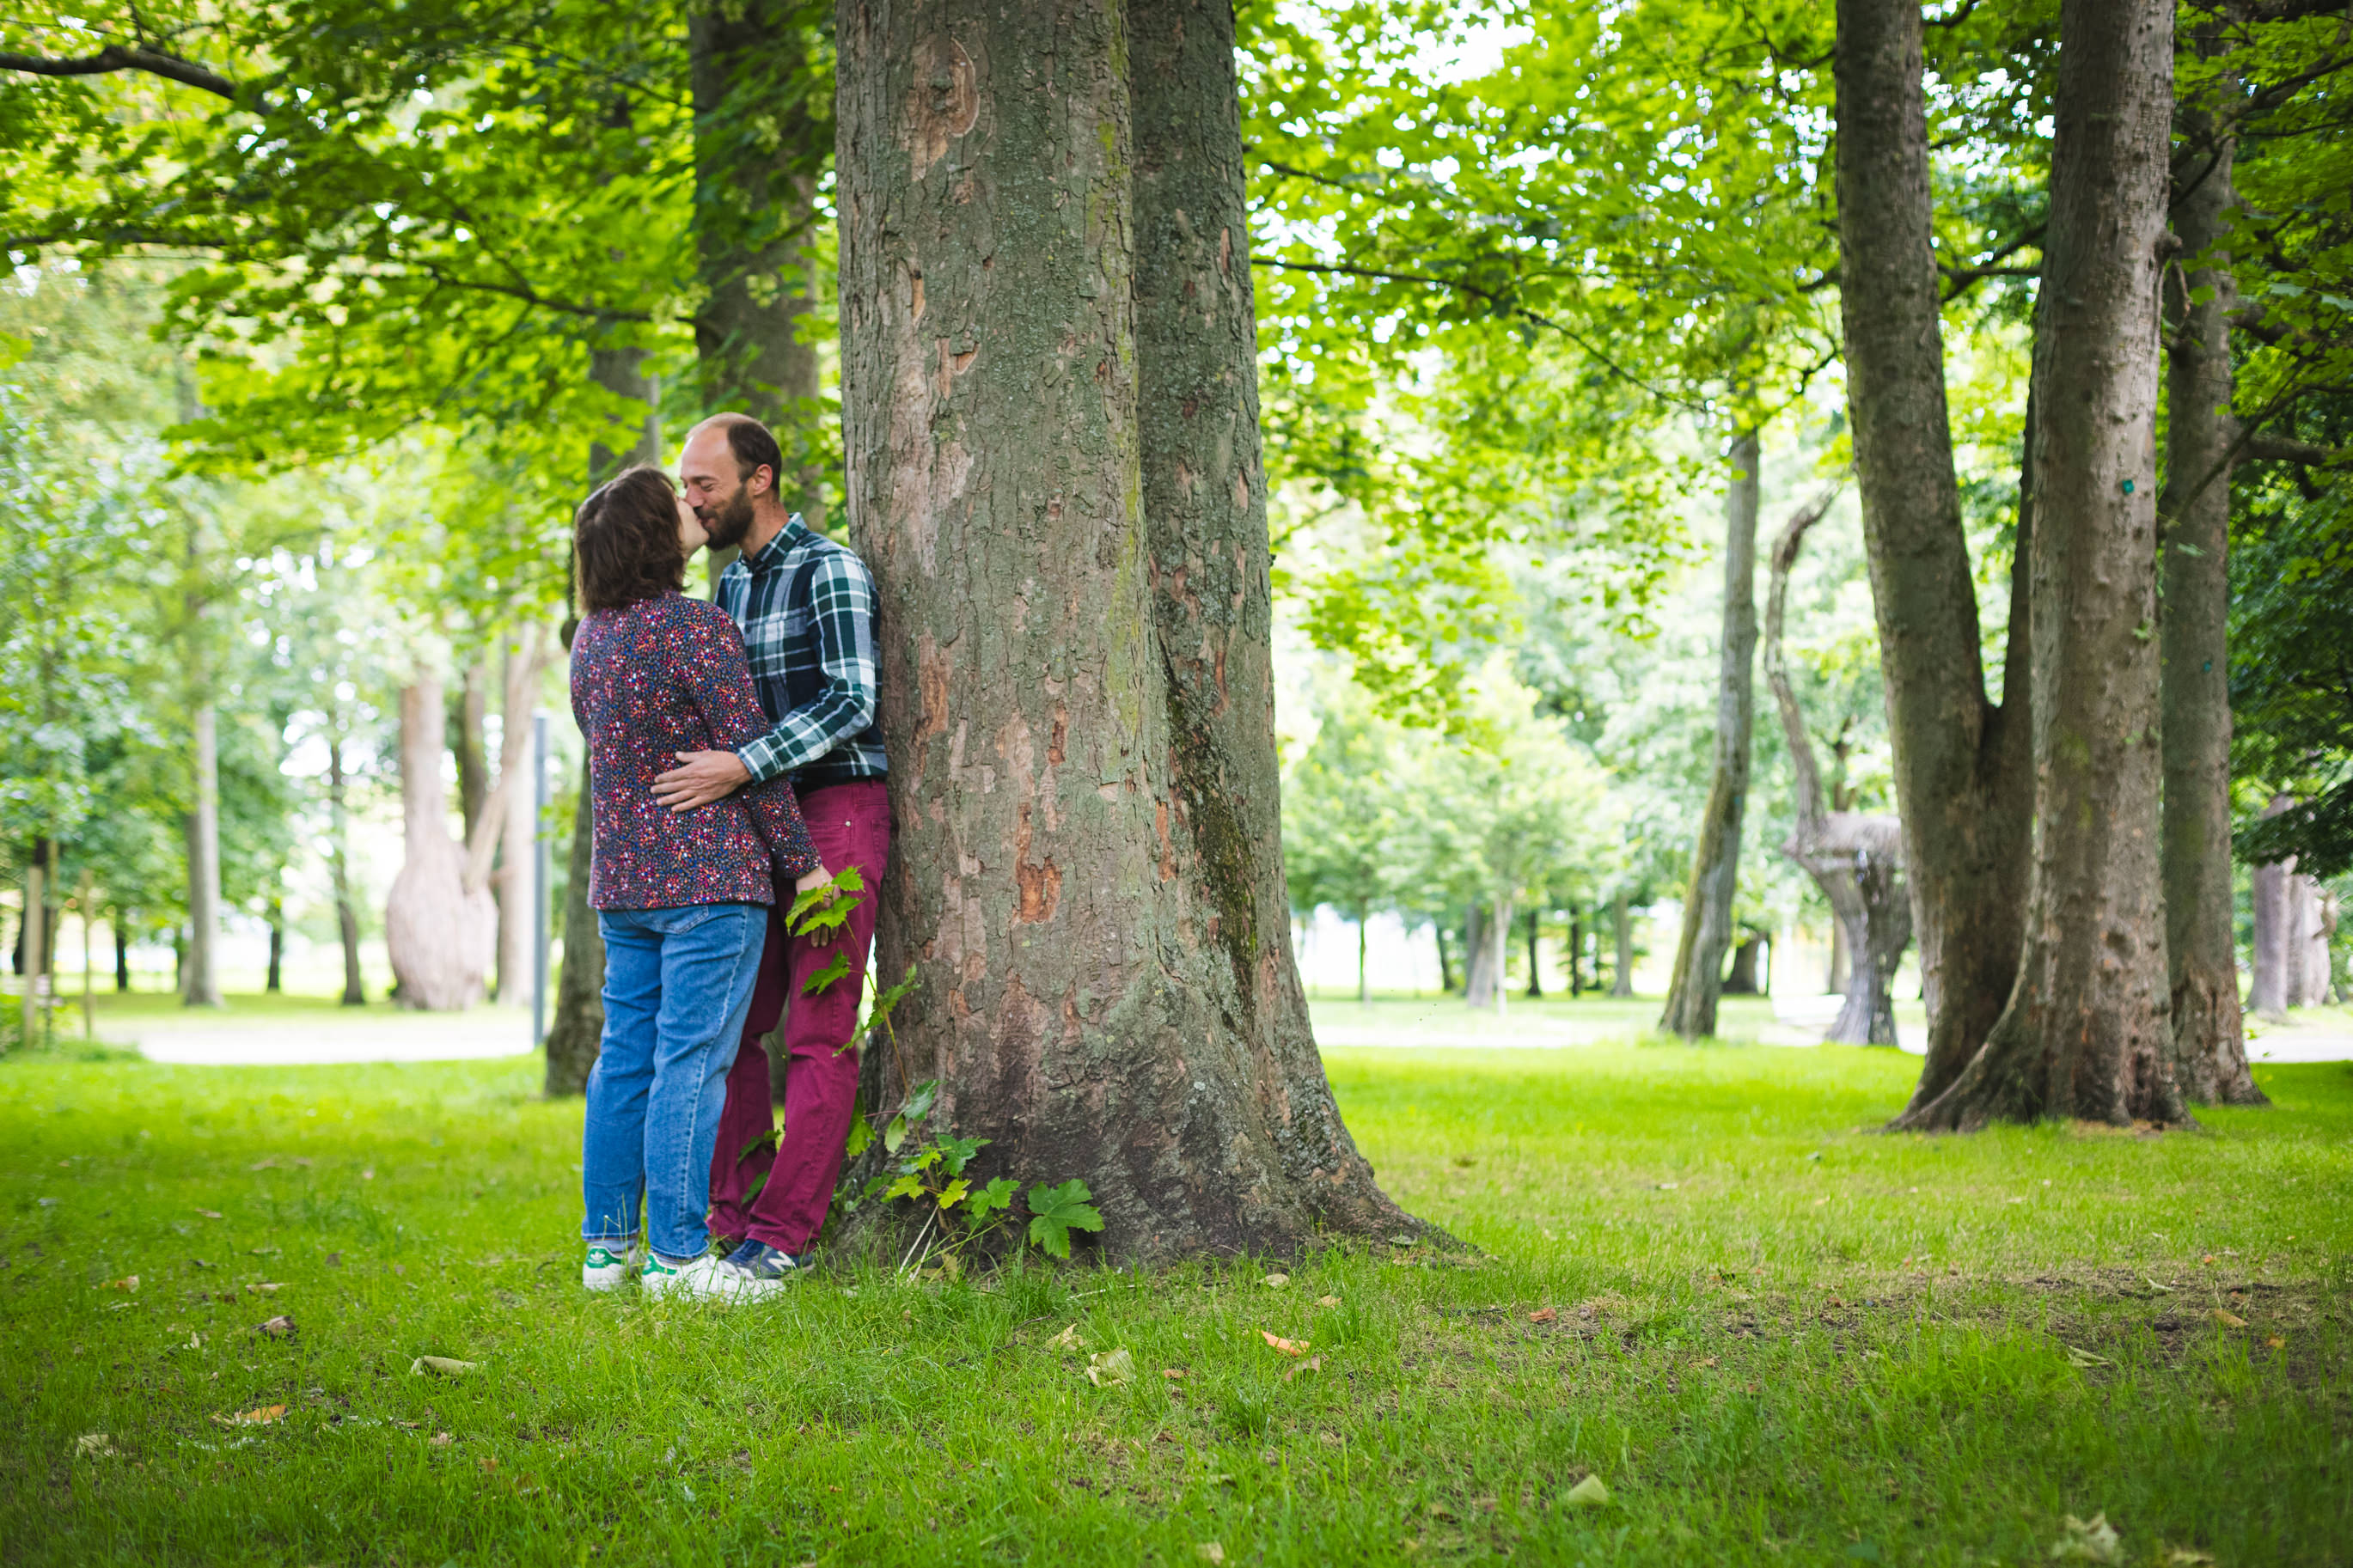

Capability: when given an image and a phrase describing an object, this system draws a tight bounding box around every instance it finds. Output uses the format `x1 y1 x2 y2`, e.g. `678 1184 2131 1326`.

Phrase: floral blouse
571 592 822 910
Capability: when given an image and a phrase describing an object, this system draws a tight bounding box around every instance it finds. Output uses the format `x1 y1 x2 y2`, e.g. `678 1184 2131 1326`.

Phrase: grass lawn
2 1042 2346 1565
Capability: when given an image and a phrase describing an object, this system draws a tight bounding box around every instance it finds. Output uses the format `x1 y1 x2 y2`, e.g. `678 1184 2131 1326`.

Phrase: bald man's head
680 414 787 552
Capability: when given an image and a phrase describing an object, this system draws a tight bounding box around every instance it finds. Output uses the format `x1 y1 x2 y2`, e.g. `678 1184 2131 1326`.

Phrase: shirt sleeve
735 548 882 784
666 602 822 880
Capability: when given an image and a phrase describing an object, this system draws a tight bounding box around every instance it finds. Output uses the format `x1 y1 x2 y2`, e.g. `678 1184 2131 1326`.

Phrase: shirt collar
741 513 811 574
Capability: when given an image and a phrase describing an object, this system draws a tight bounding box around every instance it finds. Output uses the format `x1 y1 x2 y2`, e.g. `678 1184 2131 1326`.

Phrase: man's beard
700 484 758 550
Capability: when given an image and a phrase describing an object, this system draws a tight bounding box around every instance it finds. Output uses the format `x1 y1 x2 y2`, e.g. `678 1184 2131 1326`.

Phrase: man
655 412 889 1288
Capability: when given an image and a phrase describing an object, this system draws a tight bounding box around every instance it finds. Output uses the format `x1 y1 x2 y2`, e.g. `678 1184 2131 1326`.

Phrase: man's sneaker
584 1242 633 1292
640 1252 749 1302
721 1239 813 1293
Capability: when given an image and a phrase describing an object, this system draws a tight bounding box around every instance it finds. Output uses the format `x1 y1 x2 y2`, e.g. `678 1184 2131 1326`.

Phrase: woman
570 465 830 1300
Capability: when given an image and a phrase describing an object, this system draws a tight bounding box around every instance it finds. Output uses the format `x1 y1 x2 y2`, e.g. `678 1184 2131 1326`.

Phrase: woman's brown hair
574 465 687 613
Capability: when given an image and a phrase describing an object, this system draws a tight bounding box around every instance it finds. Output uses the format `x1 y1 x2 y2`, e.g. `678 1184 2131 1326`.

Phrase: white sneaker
639 1252 747 1301
583 1242 634 1292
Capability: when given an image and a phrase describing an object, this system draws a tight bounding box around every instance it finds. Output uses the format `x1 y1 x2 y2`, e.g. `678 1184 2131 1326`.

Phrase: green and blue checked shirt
715 515 889 789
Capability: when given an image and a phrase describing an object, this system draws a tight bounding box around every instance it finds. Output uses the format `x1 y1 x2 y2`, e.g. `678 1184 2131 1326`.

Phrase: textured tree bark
1463 894 1513 1012
691 0 826 595
838 0 1411 1260
1898 0 2187 1130
453 658 489 843
2160 59 2264 1104
1611 890 1634 997
328 738 366 1006
385 678 496 1010
1763 489 1910 1046
1837 0 2032 1114
181 705 224 1008
1659 433 1761 1040
2283 871 2311 1008
544 349 659 1092
496 637 538 1005
2248 796 2291 1019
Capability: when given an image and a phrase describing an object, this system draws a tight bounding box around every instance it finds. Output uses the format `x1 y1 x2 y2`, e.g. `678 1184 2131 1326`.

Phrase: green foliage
1022 1178 1106 1261
864 1078 1103 1274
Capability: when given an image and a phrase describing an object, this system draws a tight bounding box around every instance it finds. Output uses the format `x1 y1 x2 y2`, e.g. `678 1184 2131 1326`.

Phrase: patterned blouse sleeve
665 599 822 880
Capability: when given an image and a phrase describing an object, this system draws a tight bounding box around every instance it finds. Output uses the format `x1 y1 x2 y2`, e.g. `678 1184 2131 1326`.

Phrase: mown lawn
1 1040 2346 1565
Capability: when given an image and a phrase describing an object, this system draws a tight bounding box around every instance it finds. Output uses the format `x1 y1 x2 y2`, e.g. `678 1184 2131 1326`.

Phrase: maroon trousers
706 779 891 1253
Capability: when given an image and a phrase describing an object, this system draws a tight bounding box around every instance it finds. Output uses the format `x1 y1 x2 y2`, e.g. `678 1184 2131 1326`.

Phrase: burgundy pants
706 779 891 1253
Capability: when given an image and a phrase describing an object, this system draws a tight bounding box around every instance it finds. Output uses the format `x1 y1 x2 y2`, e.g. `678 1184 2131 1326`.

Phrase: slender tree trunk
1463 894 1513 1013
497 637 538 1005
837 0 1409 1258
182 705 224 1008
1435 922 1457 993
1660 433 1761 1040
2249 800 2290 1018
1828 916 1851 994
452 658 490 844
113 920 129 993
1532 907 1549 999
266 896 284 992
1356 918 1368 1004
327 736 366 1005
19 845 45 1041
1900 0 2186 1130
544 349 659 1089
1611 890 1634 997
385 677 497 1010
2283 873 2311 1009
1837 0 2032 1115
2161 51 2263 1104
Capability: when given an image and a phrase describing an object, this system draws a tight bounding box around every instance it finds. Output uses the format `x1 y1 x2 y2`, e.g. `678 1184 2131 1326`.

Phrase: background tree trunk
385 676 496 1010
181 705 224 1008
2283 872 2311 1008
113 922 130 993
691 0 825 592
328 736 366 1005
266 897 284 992
1463 895 1513 1012
2248 799 2291 1018
1435 923 1458 993
838 0 1409 1260
452 657 489 843
1828 918 1851 995
1659 432 1761 1040
544 348 660 1092
1898 0 2186 1130
2160 52 2264 1104
1611 890 1635 997
1837 0 2032 1113
1723 935 1763 995
496 636 538 1005
18 845 45 1040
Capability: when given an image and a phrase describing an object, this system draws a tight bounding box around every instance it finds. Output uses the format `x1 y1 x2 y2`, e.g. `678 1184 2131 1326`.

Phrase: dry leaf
1387 1234 1416 1247
194 1210 223 1220
1283 1355 1324 1383
1693 1356 1720 1368
429 1431 455 1449
248 1283 284 1295
2212 1309 2248 1328
212 1405 287 1427
1317 1295 1342 1309
1563 1474 1610 1509
1259 1329 1309 1357
1196 1546 1225 1565
2063 1345 2112 1369
2164 1549 2215 1566
1656 1181 1678 1191
74 1432 117 1458
1046 1323 1081 1351
1085 1348 1135 1388
101 1275 138 1293
1529 1307 1558 1324
2049 1512 2123 1564
2264 1335 2285 1350
254 1315 296 1339
1163 1368 1189 1380
411 1356 480 1376
1262 1272 1289 1289
479 1456 498 1473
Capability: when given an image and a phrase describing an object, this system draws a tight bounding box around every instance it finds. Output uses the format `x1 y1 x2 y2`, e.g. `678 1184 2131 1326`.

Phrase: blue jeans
581 903 767 1262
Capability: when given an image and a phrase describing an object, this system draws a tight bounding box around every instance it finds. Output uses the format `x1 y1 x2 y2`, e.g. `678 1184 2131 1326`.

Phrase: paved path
126 1006 536 1066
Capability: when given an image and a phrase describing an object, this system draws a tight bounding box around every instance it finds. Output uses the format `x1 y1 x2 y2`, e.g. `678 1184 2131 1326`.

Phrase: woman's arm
665 601 822 879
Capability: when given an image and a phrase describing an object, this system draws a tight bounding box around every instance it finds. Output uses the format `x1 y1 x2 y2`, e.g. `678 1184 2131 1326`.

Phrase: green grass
2 1045 2347 1565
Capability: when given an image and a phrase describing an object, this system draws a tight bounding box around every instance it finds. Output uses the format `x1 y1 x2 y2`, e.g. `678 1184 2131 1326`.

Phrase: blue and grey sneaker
584 1242 634 1292
721 1239 812 1293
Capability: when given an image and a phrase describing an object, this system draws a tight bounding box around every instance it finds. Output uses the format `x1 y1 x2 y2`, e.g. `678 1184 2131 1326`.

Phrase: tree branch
2246 431 2350 466
0 44 240 101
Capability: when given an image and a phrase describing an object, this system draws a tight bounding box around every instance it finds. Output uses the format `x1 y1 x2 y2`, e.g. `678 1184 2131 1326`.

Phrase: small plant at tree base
863 1078 1104 1277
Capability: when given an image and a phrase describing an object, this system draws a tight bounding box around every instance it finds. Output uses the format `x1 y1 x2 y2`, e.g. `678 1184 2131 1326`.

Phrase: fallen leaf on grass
1262 1272 1289 1289
194 1210 223 1220
479 1455 498 1473
1656 1181 1678 1191
101 1275 138 1293
254 1315 296 1339
411 1356 480 1376
1692 1356 1719 1369
1283 1355 1324 1383
1196 1545 1225 1565
1562 1474 1610 1509
1528 1307 1558 1324
1163 1368 1188 1380
74 1433 117 1458
1084 1348 1135 1388
1259 1330 1310 1357
2164 1549 2215 1566
1387 1234 1415 1248
211 1405 287 1427
2048 1512 2123 1564
2144 1278 2173 1294
2212 1309 2247 1328
322 1253 341 1269
1317 1295 1342 1308
2264 1335 2285 1349
2063 1345 2112 1369
247 1283 284 1295
1046 1323 1081 1351
429 1431 454 1449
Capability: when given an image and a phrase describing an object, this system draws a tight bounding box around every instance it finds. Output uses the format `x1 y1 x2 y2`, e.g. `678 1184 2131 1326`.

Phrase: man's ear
749 464 776 501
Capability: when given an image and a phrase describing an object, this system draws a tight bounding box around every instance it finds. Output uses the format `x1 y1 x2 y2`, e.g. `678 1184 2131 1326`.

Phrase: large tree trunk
2248 800 2291 1018
2160 52 2264 1104
691 0 826 591
1837 0 2032 1114
2308 885 2340 1004
1723 934 1763 995
1463 895 1513 1013
1763 491 1911 1046
1898 0 2187 1130
837 0 1409 1260
384 677 496 1010
543 349 660 1091
18 845 45 1040
181 705 224 1008
496 636 538 1005
1659 432 1761 1040
1610 889 1635 997
2283 872 2312 1008
328 738 366 1006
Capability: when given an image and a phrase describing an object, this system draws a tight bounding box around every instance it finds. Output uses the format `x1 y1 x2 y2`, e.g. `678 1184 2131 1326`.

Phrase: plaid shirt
715 515 889 788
